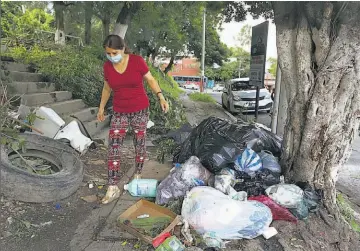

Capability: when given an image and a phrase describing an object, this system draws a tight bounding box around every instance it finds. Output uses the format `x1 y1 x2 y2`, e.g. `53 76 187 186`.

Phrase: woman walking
98 35 169 204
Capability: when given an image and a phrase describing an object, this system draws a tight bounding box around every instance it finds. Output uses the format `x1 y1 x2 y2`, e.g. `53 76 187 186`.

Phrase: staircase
1 60 110 138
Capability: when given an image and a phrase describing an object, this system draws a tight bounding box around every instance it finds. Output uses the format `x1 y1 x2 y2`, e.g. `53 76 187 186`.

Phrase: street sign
250 21 269 121
250 21 269 88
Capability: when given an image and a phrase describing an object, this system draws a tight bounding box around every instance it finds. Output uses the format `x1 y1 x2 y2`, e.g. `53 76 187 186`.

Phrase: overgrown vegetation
188 92 216 103
7 44 187 133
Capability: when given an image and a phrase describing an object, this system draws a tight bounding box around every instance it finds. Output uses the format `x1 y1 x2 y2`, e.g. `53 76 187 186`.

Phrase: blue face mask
106 54 122 63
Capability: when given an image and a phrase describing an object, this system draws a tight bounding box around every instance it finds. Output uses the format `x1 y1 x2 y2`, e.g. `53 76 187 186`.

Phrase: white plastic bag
234 148 263 177
265 184 304 208
182 187 272 240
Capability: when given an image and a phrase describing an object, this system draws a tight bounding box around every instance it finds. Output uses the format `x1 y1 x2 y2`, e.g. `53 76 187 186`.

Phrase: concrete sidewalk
70 158 172 251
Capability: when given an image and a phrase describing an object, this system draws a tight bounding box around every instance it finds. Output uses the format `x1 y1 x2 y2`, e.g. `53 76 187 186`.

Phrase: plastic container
33 106 65 138
155 236 185 251
124 179 158 197
54 120 93 154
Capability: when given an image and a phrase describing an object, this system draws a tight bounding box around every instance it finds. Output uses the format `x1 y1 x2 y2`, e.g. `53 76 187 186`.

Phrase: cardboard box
118 199 181 244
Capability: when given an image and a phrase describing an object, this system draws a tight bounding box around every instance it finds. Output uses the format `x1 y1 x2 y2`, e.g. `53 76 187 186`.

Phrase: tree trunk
113 2 141 38
53 1 66 45
164 55 175 74
84 2 93 45
273 2 360 215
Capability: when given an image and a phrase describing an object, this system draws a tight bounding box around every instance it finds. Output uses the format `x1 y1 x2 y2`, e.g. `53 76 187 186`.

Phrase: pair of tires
0 134 84 203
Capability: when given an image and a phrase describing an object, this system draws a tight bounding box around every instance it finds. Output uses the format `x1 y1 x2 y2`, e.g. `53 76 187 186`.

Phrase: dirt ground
1 133 360 250
0 143 135 251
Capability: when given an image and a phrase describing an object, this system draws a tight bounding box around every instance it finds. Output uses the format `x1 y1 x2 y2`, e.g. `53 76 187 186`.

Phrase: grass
337 193 360 233
188 92 216 103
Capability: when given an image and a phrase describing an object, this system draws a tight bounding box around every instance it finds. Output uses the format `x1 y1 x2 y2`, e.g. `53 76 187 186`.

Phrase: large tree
271 1 360 215
221 1 360 249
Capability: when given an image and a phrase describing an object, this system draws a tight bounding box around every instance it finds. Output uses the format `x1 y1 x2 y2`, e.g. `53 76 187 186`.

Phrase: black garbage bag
163 122 193 145
173 117 282 173
233 169 281 197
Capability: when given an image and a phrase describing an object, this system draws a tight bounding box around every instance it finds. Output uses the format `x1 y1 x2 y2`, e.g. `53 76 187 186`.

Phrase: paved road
205 89 272 127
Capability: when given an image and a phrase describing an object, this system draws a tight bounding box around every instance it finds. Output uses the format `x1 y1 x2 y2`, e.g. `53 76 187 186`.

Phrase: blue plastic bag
235 148 263 177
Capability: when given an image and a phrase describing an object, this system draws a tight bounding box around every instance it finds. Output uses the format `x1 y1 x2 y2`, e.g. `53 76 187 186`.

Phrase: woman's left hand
160 98 169 113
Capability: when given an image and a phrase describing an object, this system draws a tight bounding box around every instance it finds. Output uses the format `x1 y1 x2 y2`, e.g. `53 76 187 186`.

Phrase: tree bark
113 2 141 38
164 55 175 74
84 2 93 45
53 1 66 45
102 17 110 39
273 2 360 215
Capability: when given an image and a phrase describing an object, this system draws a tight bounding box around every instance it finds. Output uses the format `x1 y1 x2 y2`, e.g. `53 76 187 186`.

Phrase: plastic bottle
124 179 158 197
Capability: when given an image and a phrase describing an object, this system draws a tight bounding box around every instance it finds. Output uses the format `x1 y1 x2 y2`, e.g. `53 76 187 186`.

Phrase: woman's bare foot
134 174 142 179
101 185 120 204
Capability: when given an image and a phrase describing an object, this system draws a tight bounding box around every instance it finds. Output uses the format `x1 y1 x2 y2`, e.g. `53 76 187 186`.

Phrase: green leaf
0 137 7 145
11 141 20 151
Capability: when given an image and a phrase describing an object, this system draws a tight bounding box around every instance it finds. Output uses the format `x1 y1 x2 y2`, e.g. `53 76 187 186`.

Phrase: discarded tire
0 134 84 203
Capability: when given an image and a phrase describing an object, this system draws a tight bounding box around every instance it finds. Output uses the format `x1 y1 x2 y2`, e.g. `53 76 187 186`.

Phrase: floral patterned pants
107 108 149 185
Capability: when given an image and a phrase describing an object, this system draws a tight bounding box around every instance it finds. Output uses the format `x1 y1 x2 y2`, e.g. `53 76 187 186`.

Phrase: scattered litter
153 232 171 248
265 184 304 209
124 179 158 197
155 236 185 251
233 169 281 196
33 106 65 138
296 181 322 212
234 148 263 177
147 120 155 129
88 183 94 189
229 190 247 201
181 219 194 244
202 233 228 249
156 156 213 205
182 187 272 240
248 195 298 223
81 195 98 203
289 199 309 220
258 150 281 173
137 214 150 219
262 227 278 239
54 120 93 154
55 203 61 210
118 199 181 245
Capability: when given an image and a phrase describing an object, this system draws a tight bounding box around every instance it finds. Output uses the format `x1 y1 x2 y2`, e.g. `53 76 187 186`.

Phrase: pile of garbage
150 117 321 249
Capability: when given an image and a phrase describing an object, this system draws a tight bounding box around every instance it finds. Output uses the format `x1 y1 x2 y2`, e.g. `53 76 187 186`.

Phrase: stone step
45 99 87 116
9 82 56 94
85 115 111 137
1 62 30 72
21 91 72 107
63 107 99 123
1 70 43 82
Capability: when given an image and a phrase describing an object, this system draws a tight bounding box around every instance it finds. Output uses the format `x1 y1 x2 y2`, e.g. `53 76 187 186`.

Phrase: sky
218 13 277 60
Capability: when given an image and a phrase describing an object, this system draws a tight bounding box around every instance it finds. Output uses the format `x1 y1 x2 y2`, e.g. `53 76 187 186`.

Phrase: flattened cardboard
118 199 181 244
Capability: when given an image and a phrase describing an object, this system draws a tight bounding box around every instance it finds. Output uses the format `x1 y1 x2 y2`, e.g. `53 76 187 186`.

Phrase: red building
162 58 200 77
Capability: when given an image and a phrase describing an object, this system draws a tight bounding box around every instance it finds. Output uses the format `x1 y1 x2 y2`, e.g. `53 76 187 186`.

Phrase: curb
214 102 237 122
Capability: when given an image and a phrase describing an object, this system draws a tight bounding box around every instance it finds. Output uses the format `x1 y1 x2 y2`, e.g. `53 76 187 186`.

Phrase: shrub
8 44 187 132
188 92 216 103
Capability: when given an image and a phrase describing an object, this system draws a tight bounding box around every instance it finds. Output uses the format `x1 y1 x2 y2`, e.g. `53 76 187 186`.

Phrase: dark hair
103 34 131 54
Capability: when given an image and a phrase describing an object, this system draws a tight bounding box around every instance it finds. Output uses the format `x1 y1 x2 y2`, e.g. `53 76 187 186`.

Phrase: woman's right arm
97 81 112 122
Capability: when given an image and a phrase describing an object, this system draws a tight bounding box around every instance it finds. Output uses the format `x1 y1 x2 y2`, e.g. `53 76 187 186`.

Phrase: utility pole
200 7 206 92
238 59 241 78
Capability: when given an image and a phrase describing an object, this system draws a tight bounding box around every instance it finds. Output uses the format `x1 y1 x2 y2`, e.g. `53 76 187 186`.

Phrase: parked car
221 78 273 114
212 85 224 92
184 83 200 90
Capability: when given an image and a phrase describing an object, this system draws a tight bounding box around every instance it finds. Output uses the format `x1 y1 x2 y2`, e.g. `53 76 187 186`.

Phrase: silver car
221 78 273 114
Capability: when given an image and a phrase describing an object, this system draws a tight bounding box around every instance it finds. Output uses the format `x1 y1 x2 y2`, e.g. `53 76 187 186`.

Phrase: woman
97 35 169 204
